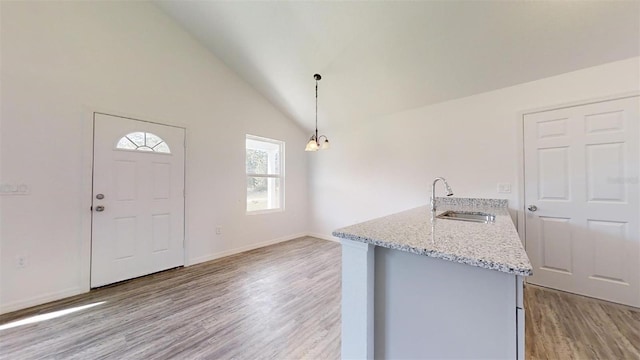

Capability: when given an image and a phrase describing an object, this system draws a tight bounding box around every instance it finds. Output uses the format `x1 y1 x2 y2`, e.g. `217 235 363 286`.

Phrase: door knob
527 205 537 212
95 205 105 212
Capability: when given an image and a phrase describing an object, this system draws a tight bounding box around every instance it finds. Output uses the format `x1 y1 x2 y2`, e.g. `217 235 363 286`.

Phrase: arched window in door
116 132 171 154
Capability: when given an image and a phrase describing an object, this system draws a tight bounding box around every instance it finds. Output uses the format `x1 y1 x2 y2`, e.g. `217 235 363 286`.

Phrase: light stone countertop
332 198 533 276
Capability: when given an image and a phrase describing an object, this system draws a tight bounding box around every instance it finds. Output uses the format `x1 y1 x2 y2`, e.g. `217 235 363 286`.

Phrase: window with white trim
246 135 284 213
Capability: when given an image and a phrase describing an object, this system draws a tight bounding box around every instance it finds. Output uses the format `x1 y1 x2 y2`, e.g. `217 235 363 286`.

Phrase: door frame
515 91 640 250
89 110 188 291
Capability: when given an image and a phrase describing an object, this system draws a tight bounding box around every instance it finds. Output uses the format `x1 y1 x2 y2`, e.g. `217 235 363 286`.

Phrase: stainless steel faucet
431 177 454 211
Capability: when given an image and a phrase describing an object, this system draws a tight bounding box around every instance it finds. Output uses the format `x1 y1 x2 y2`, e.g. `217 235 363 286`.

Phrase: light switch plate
0 183 30 195
497 183 512 194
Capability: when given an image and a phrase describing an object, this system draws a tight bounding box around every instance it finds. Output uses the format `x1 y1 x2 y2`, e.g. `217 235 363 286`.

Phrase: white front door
91 113 185 287
524 96 640 307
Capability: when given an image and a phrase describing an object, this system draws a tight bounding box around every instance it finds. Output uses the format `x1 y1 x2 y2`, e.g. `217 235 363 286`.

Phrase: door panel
537 117 568 139
588 220 627 284
91 113 185 287
115 160 137 200
539 217 573 274
586 143 625 202
151 214 171 253
524 96 639 307
537 147 570 200
115 216 137 259
152 162 171 199
585 110 624 134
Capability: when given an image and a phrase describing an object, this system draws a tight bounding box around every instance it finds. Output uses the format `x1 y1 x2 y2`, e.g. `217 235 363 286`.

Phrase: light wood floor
525 284 640 360
1 237 638 359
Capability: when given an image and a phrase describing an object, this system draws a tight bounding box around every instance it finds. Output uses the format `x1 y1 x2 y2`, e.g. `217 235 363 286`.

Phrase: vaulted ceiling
157 1 640 132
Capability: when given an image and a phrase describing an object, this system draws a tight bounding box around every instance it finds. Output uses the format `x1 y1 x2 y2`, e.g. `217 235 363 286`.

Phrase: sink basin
436 210 496 223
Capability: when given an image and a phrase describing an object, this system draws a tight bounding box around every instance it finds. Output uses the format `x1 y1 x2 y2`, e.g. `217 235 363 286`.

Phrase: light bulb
305 139 319 151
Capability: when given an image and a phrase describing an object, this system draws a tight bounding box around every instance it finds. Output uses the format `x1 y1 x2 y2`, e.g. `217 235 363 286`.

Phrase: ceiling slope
157 1 640 131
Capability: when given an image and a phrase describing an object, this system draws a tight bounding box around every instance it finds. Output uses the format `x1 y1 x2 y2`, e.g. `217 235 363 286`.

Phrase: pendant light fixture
305 74 330 151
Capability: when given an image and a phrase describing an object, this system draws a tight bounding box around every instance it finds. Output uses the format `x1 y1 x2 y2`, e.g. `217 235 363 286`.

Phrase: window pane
116 137 137 150
153 142 171 154
247 177 281 212
246 149 269 174
145 133 163 148
127 132 145 146
273 152 280 174
246 135 284 213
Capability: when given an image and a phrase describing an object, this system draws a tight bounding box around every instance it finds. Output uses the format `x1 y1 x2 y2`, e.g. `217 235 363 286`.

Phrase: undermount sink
436 210 496 223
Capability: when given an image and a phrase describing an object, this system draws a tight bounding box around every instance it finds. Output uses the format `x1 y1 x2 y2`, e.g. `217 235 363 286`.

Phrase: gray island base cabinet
333 198 531 360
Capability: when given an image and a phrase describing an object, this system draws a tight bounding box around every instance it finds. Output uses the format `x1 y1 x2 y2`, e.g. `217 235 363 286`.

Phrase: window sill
246 208 284 216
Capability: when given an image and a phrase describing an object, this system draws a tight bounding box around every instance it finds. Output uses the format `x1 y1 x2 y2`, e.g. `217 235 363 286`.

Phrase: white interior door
524 96 640 307
91 113 185 288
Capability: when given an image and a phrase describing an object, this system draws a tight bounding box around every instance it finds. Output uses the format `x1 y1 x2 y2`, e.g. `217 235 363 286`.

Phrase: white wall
0 1 309 313
309 57 640 238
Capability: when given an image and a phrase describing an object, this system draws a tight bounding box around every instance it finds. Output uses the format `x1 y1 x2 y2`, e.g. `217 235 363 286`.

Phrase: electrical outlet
215 227 222 235
16 255 27 268
497 183 512 194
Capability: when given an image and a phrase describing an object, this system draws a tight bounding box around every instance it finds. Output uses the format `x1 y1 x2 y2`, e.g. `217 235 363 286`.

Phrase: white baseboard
307 232 339 242
0 287 86 315
187 232 308 266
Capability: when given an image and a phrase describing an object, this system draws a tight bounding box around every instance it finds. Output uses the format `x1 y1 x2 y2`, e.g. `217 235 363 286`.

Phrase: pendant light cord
315 79 319 142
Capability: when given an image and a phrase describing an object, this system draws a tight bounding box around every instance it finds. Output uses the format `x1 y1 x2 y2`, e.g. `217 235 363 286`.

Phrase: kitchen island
332 198 532 360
